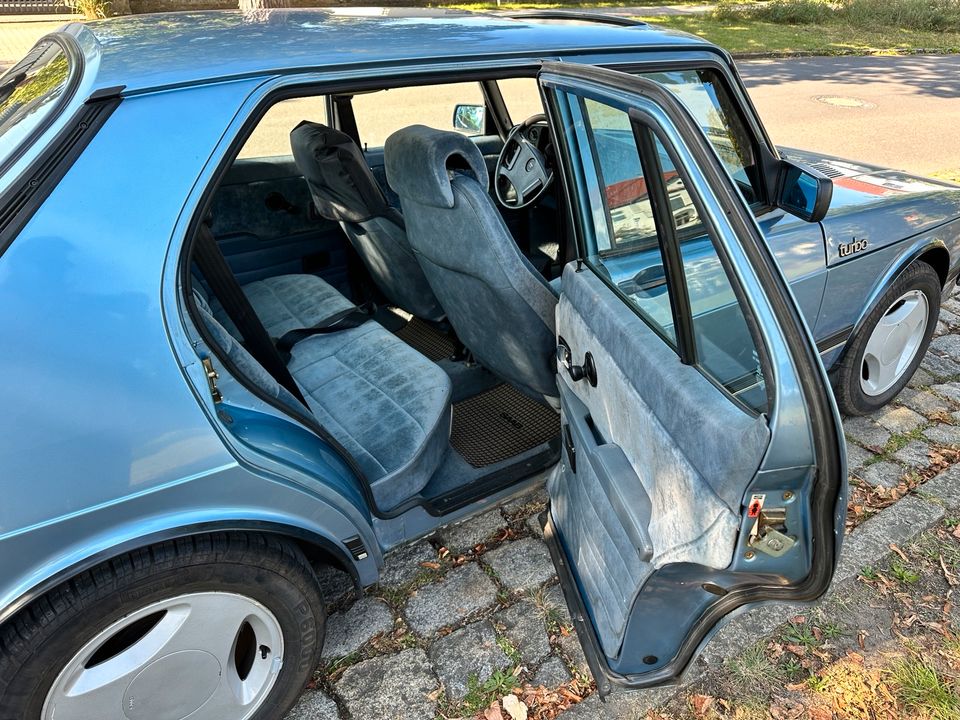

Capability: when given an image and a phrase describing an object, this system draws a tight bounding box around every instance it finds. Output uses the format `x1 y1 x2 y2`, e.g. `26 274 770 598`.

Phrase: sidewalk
0 14 77 68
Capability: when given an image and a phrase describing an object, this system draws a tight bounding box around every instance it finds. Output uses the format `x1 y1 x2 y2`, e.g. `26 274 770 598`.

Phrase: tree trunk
239 0 289 10
239 0 289 23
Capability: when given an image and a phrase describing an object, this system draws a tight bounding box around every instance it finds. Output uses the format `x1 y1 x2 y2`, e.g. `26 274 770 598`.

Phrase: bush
64 0 110 19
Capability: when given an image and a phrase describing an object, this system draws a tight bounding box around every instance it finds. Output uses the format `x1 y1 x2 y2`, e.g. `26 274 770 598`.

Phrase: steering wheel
494 114 554 209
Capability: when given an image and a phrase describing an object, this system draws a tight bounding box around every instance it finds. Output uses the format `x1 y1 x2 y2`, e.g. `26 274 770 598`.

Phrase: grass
635 13 960 56
891 656 960 720
455 668 520 715
447 0 707 9
890 559 921 585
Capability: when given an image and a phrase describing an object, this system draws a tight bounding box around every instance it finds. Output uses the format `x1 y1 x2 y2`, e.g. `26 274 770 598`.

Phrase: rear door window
0 40 74 170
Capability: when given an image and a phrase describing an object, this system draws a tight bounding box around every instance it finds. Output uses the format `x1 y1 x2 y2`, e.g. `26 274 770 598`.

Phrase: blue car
0 9 956 718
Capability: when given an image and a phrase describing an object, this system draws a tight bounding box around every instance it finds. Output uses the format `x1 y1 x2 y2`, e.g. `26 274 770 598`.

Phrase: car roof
71 8 716 94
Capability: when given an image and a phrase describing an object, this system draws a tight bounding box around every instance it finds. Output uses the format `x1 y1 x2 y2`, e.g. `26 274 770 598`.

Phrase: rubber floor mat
394 317 456 361
451 384 560 468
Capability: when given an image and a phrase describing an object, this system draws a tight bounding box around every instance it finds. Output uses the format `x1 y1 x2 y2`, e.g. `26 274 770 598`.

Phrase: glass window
238 96 327 159
497 78 545 124
652 133 767 410
351 82 486 149
0 40 72 168
580 97 675 344
575 94 766 412
645 69 759 204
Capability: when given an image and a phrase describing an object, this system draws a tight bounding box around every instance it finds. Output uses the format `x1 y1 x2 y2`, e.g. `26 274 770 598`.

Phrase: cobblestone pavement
284 290 960 720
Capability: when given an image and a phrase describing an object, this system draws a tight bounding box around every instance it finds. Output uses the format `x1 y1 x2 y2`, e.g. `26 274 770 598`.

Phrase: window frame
552 84 770 415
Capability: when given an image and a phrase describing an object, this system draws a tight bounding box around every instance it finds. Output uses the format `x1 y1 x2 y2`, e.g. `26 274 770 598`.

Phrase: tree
239 0 289 13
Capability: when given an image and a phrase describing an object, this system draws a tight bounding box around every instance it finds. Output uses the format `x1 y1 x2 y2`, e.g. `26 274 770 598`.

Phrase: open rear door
539 63 847 692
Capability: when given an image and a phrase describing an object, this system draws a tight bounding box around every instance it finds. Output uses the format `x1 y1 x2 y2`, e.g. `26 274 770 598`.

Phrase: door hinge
202 356 223 403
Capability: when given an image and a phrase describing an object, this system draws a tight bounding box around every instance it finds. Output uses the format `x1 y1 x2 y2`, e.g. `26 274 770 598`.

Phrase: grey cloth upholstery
385 125 559 399
209 273 354 339
194 278 453 511
291 121 444 322
548 265 770 658
288 322 452 510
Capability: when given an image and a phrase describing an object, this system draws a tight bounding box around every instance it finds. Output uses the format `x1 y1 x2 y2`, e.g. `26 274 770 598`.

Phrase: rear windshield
0 39 74 170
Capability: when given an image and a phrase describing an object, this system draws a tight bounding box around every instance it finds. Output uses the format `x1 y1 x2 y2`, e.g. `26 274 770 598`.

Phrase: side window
238 96 328 159
497 78 546 124
643 69 760 205
350 82 486 149
573 94 767 412
580 98 676 345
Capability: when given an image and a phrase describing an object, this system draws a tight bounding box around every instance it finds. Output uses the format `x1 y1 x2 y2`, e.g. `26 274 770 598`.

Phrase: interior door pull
556 341 598 386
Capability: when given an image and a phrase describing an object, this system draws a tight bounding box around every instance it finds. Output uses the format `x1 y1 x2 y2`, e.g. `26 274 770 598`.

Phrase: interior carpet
451 383 560 468
393 316 456 361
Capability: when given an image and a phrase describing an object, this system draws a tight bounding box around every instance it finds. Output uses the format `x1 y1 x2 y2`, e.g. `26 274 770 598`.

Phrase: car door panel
540 63 846 691
552 266 769 659
210 157 352 293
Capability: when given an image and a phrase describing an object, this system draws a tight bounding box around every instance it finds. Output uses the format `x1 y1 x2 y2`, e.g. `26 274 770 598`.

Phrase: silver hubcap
860 289 929 397
43 592 284 720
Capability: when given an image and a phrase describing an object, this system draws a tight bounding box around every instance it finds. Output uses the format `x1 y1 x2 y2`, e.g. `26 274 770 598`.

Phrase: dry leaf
420 561 441 570
502 694 527 720
690 694 715 717
483 700 504 720
890 543 908 561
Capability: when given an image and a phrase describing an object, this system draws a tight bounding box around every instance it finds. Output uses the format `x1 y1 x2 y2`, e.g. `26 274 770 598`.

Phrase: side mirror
452 104 486 135
777 159 833 223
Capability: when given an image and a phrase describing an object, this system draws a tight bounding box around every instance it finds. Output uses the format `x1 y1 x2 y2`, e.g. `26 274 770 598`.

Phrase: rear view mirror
777 159 833 223
452 104 485 135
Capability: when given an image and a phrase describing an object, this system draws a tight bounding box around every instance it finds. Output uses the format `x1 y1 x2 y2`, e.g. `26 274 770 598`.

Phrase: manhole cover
814 95 876 109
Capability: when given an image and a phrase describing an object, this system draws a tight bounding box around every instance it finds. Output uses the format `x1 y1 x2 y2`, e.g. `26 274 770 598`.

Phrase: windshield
0 39 74 171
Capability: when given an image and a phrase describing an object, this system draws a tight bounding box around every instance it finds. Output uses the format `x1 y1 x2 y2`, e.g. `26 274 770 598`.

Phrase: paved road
738 54 960 177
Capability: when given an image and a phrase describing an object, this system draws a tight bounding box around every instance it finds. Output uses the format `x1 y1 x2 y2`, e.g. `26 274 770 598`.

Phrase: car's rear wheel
834 261 940 416
0 533 325 720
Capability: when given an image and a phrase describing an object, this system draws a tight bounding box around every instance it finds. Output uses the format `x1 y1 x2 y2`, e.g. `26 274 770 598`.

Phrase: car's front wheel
0 533 325 720
834 261 941 416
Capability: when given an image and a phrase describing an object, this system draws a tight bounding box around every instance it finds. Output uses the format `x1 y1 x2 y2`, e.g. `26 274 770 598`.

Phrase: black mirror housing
776 159 833 223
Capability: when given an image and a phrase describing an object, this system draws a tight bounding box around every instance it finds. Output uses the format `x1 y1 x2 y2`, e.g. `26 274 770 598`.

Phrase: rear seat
193 276 452 511
208 273 354 338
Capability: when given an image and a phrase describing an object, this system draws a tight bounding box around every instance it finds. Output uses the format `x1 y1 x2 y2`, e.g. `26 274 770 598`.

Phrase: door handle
556 340 598 387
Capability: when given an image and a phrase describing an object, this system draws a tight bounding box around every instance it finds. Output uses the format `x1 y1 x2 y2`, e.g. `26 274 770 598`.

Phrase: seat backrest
290 121 443 321
385 125 558 399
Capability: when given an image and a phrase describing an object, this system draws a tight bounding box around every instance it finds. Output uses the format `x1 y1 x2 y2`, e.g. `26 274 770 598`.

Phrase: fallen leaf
890 543 908 561
786 643 807 657
420 561 441 570
690 694 714 717
483 700 504 720
502 694 527 720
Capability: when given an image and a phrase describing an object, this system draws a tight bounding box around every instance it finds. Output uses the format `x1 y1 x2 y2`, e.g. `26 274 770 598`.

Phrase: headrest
384 125 489 209
290 120 392 224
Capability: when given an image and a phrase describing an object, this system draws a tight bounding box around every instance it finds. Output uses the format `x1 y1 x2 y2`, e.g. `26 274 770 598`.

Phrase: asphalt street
738 54 960 177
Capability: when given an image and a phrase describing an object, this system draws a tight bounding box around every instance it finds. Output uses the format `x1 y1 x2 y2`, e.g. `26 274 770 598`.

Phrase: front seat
290 120 445 322
385 125 559 401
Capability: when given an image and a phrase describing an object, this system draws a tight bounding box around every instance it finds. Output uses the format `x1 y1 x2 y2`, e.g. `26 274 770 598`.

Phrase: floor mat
451 384 560 468
393 316 456 361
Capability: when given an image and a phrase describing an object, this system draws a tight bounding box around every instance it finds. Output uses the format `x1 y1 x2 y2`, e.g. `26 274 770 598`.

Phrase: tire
834 261 941 416
0 532 325 720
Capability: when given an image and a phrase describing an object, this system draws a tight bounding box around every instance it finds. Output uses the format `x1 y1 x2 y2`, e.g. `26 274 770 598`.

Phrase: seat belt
275 304 372 357
333 95 363 149
193 222 310 407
